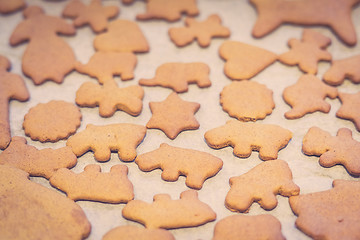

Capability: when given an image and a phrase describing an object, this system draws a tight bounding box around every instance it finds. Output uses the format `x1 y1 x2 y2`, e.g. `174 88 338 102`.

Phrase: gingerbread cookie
0 165 91 239
337 91 360 131
136 0 199 22
103 225 175 240
94 19 149 53
10 6 76 85
122 190 216 229
50 164 134 203
135 143 223 189
63 0 119 33
219 41 277 80
323 54 360 86
279 29 332 74
75 51 137 84
204 120 292 160
0 0 25 13
220 81 275 121
139 62 211 93
169 14 230 47
146 92 200 139
290 179 360 239
250 0 359 46
76 81 144 117
212 214 286 240
0 136 77 179
0 55 29 150
283 74 338 119
225 160 299 212
303 127 360 176
23 100 82 142
67 123 146 162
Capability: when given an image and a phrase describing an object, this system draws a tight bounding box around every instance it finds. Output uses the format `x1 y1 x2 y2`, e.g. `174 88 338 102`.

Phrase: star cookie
336 91 360 131
146 92 200 139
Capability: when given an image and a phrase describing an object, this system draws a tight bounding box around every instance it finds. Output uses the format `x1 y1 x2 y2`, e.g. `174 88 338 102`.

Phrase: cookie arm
9 21 31 46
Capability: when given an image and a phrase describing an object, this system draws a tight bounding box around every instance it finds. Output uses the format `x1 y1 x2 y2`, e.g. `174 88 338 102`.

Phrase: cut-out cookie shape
23 100 82 142
0 55 29 150
67 123 146 162
94 19 149 53
146 92 200 139
303 127 360 176
169 14 230 47
249 0 360 46
220 81 275 121
336 91 360 131
225 160 299 212
10 6 76 85
323 54 360 86
212 214 286 240
122 190 216 229
0 0 25 13
279 29 332 74
0 165 91 240
136 0 199 22
135 143 223 189
0 136 77 179
204 120 292 160
103 225 175 240
50 164 134 203
290 179 360 240
219 41 277 80
283 74 338 119
139 62 211 93
75 51 137 84
76 81 144 117
63 0 119 33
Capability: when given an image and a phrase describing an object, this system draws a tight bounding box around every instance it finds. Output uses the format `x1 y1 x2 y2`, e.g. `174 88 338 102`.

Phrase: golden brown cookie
204 120 292 160
139 62 211 93
0 136 77 179
225 160 299 212
323 54 360 86
283 74 338 119
50 164 134 203
9 6 76 85
94 19 149 53
136 0 199 22
63 0 119 33
146 92 200 139
0 165 91 240
219 40 277 80
168 14 230 47
76 81 144 117
290 179 360 239
122 190 216 229
279 29 332 74
212 214 286 240
336 91 360 131
23 100 82 142
102 225 175 240
67 123 146 162
220 81 275 121
250 0 360 46
303 127 360 176
0 0 25 13
0 55 29 150
75 51 137 84
135 143 223 189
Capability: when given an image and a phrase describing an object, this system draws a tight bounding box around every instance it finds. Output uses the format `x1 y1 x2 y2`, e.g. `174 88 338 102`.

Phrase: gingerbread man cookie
169 14 230 47
204 120 292 160
50 164 134 203
103 225 175 240
323 54 360 86
336 91 360 131
225 160 300 212
122 190 216 229
0 55 29 149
